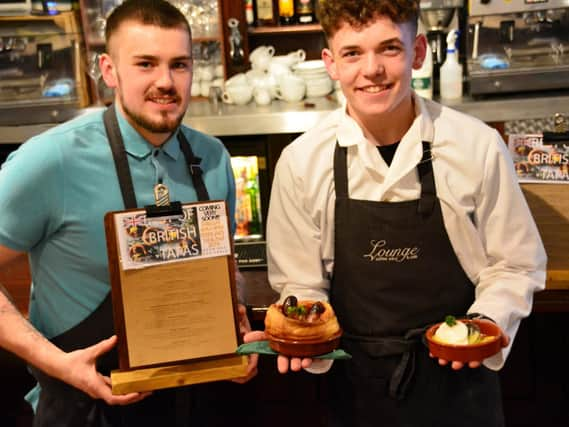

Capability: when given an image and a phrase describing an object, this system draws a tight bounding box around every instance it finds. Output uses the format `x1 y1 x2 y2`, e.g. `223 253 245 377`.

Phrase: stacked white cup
275 74 306 102
192 59 224 98
222 73 253 105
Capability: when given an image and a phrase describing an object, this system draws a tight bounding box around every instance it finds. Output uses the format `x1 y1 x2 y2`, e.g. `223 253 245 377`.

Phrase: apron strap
103 104 137 209
386 326 427 400
343 326 428 400
417 141 436 216
103 103 211 208
334 140 437 217
333 142 349 199
177 130 210 201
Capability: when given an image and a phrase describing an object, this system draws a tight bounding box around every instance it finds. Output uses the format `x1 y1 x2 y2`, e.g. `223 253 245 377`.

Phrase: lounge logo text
363 240 420 263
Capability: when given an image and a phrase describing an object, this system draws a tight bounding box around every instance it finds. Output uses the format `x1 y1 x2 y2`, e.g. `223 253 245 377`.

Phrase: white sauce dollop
434 320 469 345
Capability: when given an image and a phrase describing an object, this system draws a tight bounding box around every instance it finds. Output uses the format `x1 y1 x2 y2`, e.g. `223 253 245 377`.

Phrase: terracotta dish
264 299 342 357
425 318 503 362
266 330 342 357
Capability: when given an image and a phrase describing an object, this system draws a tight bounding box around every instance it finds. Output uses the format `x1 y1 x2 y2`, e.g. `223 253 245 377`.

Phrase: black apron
327 142 504 427
31 104 210 427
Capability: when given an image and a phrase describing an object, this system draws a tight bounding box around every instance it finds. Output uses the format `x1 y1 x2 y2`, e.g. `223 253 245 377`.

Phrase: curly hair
317 0 420 37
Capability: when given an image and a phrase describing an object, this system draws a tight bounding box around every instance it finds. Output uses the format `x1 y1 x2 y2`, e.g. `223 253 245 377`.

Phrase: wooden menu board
104 200 247 394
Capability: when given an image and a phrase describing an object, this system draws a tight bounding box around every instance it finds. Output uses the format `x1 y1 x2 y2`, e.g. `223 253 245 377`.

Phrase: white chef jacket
266 93 547 369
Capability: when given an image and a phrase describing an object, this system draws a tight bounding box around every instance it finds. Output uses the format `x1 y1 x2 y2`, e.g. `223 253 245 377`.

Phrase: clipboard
104 199 248 395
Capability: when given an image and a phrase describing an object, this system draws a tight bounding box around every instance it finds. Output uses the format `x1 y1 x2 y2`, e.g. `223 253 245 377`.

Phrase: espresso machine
419 0 465 93
467 0 569 96
0 13 89 126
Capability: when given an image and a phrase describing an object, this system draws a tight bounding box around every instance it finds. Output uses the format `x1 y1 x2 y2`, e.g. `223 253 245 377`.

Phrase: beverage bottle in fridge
234 166 249 237
246 164 262 236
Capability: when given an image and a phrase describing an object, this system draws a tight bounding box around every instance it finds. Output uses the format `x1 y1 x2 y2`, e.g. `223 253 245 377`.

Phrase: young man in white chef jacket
246 0 546 426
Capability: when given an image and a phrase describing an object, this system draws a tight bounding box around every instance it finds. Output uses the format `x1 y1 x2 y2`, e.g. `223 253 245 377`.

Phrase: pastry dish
264 296 342 357
425 315 503 362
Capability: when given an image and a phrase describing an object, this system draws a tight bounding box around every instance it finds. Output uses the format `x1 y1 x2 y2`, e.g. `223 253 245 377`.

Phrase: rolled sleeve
469 130 547 369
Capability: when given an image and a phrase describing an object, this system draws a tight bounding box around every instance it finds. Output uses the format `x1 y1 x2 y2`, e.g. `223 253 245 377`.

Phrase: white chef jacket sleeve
266 146 330 304
468 129 547 370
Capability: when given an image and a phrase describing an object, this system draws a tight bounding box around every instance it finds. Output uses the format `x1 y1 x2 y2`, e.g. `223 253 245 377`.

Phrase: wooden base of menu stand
111 354 248 395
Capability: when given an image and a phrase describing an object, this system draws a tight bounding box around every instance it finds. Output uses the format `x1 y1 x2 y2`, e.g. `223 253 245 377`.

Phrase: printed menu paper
119 256 237 367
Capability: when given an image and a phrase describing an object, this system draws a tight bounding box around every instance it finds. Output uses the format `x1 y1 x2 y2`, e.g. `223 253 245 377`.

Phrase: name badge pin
154 184 170 206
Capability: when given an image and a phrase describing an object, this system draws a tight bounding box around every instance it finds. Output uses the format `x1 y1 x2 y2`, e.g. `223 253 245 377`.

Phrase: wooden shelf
248 23 322 35
0 11 81 34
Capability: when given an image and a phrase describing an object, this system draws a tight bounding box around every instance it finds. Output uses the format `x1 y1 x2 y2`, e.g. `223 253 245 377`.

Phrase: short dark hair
317 0 419 38
105 0 192 49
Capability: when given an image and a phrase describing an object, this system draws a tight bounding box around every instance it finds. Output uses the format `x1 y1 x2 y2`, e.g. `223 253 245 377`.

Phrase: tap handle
227 18 245 66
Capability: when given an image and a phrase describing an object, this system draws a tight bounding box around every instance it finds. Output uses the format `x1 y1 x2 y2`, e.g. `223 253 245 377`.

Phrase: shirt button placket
151 149 165 184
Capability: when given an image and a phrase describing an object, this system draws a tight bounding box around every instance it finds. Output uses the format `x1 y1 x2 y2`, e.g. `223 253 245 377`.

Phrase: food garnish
434 315 493 345
281 296 326 322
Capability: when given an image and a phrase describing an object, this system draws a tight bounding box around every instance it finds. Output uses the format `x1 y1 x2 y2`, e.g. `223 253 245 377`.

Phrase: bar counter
186 91 569 136
1 90 569 143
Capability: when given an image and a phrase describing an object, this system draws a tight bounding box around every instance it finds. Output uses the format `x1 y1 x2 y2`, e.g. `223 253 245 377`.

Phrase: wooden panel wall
522 184 569 289
0 255 30 316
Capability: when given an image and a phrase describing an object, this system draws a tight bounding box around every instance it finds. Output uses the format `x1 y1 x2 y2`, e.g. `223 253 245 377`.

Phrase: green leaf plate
236 340 351 359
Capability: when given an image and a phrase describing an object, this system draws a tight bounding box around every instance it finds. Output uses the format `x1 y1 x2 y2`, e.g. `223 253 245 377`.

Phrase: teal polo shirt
0 108 236 340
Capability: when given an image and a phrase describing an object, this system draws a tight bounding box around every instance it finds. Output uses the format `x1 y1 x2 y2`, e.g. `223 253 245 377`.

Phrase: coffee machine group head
419 0 465 90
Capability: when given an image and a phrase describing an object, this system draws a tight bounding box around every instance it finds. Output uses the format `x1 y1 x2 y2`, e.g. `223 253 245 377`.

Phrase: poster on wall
507 133 569 184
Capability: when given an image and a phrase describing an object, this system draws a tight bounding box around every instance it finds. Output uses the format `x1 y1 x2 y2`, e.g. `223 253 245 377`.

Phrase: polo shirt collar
114 107 182 160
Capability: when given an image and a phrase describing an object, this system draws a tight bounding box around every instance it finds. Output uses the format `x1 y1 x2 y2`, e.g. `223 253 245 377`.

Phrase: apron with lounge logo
327 141 504 427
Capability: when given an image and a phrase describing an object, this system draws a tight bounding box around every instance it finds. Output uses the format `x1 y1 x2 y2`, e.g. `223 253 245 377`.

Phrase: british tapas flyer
114 201 231 270
508 133 569 183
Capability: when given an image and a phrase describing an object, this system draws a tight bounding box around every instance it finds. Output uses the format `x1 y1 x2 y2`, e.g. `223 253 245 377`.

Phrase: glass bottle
255 0 276 26
278 0 295 25
246 164 262 236
244 0 254 25
234 166 250 238
294 0 314 24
